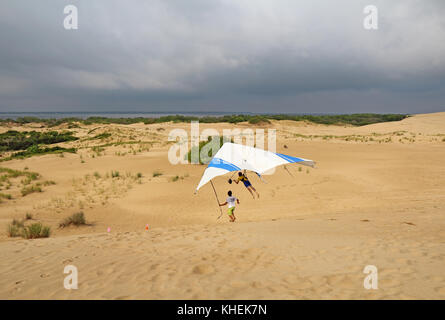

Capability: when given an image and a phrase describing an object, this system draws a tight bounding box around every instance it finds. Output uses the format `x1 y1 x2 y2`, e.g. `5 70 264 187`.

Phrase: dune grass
6 223 21 237
153 170 163 177
22 222 51 239
0 130 78 152
59 212 86 228
1 146 76 162
6 218 51 239
21 184 42 196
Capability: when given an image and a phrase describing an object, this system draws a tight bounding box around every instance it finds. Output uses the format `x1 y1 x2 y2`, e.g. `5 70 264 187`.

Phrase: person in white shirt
219 190 240 222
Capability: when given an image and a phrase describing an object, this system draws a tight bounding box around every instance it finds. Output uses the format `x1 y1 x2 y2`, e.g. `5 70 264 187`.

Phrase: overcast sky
0 0 444 114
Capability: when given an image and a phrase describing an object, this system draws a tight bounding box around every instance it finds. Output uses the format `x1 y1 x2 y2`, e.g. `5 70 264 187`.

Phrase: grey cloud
0 0 444 113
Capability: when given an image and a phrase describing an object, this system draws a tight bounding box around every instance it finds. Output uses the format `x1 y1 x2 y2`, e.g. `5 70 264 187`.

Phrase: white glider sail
195 142 315 192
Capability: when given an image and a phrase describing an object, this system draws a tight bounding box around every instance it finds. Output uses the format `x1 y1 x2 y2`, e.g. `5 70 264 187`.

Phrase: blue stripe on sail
275 153 304 163
208 158 241 172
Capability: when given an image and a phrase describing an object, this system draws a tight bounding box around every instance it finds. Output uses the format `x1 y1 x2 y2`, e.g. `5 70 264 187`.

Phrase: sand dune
0 112 444 299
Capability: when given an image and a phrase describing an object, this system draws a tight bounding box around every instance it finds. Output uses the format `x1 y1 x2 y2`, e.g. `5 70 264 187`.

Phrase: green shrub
248 116 271 124
59 212 86 228
153 170 162 177
0 193 12 200
2 146 76 162
22 222 51 239
90 132 112 140
111 171 120 178
21 184 42 196
7 223 21 237
0 130 78 152
12 218 25 228
186 136 234 165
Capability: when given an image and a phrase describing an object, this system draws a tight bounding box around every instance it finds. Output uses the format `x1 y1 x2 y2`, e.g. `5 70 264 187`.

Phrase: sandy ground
0 112 444 299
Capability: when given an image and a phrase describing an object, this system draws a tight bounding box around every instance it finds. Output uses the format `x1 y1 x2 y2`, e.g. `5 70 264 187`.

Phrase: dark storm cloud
0 0 444 113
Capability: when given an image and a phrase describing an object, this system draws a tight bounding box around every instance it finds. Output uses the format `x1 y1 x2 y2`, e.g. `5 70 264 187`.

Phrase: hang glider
195 142 315 192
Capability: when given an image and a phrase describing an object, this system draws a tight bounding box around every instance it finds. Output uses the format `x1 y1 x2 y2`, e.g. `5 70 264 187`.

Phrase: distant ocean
0 111 255 120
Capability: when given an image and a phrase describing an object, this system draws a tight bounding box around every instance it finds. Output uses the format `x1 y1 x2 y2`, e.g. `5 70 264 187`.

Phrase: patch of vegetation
22 222 51 239
111 171 120 178
0 130 78 152
152 170 163 177
0 192 12 200
6 218 51 239
0 167 40 180
12 218 25 229
0 114 409 127
59 212 86 228
25 213 33 220
248 116 271 124
90 132 112 140
186 136 234 165
42 180 56 186
21 184 42 196
7 223 21 237
1 146 76 162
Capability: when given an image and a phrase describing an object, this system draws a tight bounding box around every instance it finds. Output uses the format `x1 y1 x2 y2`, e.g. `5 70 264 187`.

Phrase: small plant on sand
171 175 180 182
21 184 42 196
152 170 162 177
59 212 86 228
137 172 143 178
22 222 51 239
12 218 25 229
0 193 12 200
111 171 120 178
298 167 302 172
6 223 21 237
25 213 33 220
94 171 101 179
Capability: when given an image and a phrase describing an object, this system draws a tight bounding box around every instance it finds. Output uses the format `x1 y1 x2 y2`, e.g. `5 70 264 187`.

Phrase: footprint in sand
192 264 215 275
435 287 445 296
326 275 358 289
381 278 402 288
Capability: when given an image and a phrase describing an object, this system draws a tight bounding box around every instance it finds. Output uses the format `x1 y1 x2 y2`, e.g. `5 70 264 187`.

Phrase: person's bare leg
248 187 255 199
251 186 260 198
